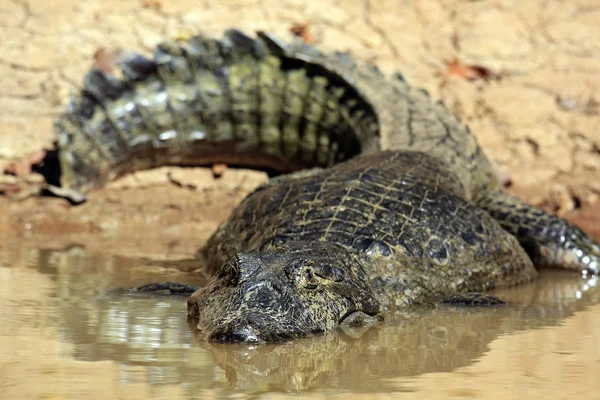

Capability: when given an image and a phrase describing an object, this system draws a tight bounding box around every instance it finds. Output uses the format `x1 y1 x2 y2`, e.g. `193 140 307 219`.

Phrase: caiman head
187 242 381 343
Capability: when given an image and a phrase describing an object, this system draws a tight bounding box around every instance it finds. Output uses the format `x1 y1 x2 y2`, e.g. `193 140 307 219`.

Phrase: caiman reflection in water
21 247 600 393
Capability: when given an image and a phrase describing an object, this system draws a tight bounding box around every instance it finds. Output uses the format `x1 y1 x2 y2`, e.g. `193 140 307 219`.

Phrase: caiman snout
187 243 381 343
207 281 292 343
208 320 261 343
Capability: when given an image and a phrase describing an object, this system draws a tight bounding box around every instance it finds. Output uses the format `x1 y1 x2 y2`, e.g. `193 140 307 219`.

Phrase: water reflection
3 245 600 395
194 271 599 393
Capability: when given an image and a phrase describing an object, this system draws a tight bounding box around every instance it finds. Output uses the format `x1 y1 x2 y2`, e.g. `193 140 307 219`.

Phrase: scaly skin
54 29 600 342
188 151 536 341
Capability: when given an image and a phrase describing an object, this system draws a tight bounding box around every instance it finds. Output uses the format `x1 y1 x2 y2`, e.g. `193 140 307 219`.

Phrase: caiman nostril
210 323 260 343
187 299 199 318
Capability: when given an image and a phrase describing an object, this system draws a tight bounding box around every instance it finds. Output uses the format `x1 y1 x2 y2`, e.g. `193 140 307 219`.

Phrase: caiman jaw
187 244 381 343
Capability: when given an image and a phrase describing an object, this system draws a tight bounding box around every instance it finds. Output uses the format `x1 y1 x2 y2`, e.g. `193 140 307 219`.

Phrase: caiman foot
443 292 505 307
129 282 199 295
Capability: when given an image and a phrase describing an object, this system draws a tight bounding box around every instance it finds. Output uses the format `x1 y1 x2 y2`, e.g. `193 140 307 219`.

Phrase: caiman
52 29 600 343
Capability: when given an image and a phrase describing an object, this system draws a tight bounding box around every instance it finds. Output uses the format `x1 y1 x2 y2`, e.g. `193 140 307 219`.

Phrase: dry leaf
549 184 579 216
290 22 313 44
212 163 228 178
141 0 162 11
0 183 20 194
444 59 500 81
4 150 47 178
94 48 116 75
173 29 194 43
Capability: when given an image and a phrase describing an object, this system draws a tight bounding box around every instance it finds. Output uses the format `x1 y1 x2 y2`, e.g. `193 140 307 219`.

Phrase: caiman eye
217 259 240 286
285 260 319 290
312 263 345 282
302 263 346 289
285 259 346 290
302 268 319 290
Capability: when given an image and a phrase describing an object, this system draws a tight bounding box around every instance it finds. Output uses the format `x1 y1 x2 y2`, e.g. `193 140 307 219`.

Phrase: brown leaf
26 149 47 165
141 0 162 11
549 184 579 217
94 48 116 75
4 150 47 178
289 22 313 44
211 163 228 178
444 59 500 81
0 183 20 194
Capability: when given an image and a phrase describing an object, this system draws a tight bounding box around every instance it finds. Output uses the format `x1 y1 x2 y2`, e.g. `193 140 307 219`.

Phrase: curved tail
54 29 382 198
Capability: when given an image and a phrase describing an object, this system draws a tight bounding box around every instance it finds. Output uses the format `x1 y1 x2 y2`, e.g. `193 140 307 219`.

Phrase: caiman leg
129 171 327 295
131 282 199 295
475 190 600 274
129 259 209 295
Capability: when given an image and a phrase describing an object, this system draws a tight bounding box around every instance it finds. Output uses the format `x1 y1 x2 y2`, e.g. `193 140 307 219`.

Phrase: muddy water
1 244 599 400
